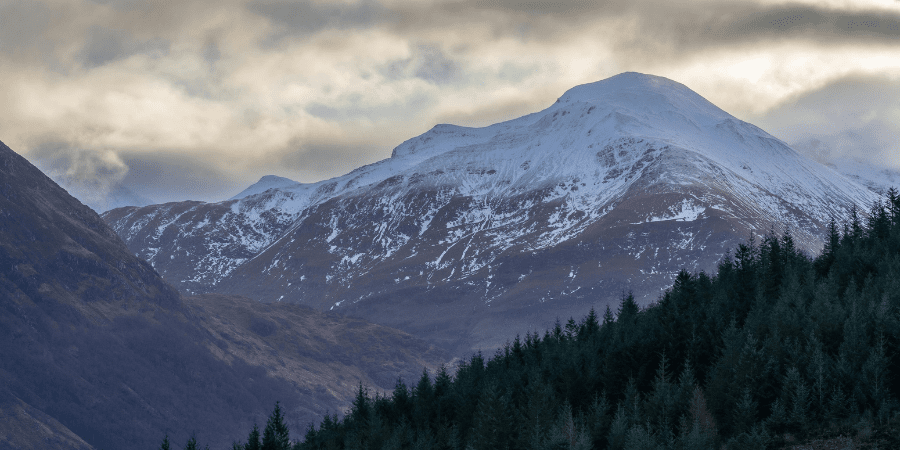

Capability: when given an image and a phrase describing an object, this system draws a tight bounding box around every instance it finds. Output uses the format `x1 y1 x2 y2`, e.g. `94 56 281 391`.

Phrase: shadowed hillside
0 139 448 449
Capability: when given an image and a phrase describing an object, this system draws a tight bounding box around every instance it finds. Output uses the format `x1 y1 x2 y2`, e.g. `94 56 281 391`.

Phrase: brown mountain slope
0 391 93 450
185 294 449 415
0 139 448 449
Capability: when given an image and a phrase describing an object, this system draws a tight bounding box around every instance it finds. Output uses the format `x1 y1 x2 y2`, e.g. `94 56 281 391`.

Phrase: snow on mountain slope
824 157 900 196
229 175 301 200
103 72 880 354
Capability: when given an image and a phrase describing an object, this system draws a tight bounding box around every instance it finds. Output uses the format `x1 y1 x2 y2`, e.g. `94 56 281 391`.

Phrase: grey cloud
248 0 394 39
0 2 75 64
435 94 550 128
201 39 221 66
81 26 170 68
30 142 128 186
118 151 238 204
388 1 900 58
412 44 459 85
790 123 898 164
383 44 460 85
276 140 389 180
27 142 143 212
305 91 436 122
683 5 900 45
754 74 900 170
616 3 900 60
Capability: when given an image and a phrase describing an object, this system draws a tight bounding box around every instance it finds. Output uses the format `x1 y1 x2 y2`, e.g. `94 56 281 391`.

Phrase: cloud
27 142 140 212
117 151 238 204
383 43 460 85
753 73 900 170
248 0 393 39
80 26 170 69
275 140 387 181
615 2 900 58
2 0 900 209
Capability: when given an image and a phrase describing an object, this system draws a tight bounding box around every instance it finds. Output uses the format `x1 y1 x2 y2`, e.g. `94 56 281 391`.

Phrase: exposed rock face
103 73 878 354
0 140 448 449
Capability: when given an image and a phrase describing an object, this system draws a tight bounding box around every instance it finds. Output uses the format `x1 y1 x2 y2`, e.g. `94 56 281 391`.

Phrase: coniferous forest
171 190 900 449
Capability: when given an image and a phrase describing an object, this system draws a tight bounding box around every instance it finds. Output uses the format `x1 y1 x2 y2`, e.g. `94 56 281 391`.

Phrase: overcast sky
2 0 900 211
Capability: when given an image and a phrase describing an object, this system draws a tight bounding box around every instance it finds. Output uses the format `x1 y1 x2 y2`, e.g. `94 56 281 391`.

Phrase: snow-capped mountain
103 72 879 353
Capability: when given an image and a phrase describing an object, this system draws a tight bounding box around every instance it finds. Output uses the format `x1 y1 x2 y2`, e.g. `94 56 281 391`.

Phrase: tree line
164 189 900 449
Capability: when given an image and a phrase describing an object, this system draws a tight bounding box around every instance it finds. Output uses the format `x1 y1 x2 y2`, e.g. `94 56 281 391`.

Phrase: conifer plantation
170 190 900 449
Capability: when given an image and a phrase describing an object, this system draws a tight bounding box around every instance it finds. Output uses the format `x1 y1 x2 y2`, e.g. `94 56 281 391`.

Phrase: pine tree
688 387 717 444
617 292 639 322
862 335 889 420
184 435 199 450
816 217 841 276
623 423 658 450
348 383 372 444
732 388 757 435
245 424 261 450
783 366 811 433
646 352 677 434
546 401 590 450
262 402 291 450
607 403 630 450
827 386 850 420
159 434 171 450
469 381 513 450
888 187 900 226
586 393 612 449
807 336 829 419
413 369 434 431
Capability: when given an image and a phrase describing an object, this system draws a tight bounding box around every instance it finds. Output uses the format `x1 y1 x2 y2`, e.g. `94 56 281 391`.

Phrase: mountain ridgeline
103 72 877 355
210 192 900 449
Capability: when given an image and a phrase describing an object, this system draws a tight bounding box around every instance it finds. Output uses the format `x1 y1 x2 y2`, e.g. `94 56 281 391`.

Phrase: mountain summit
229 174 300 200
103 73 878 353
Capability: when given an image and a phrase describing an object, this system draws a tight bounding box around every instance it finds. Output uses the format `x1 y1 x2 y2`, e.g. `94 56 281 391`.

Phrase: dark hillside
0 140 448 449
0 138 301 448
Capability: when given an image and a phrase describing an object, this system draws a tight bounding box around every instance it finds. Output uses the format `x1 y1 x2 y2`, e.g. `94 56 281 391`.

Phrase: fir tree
245 424 261 450
159 434 171 450
183 435 199 450
262 402 291 450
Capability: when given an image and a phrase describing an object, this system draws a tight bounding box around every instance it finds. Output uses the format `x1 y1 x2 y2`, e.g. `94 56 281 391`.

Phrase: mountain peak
555 72 732 124
229 174 299 200
390 72 735 160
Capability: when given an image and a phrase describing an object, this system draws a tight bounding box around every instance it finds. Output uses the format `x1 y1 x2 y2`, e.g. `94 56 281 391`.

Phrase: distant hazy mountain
0 140 447 449
103 72 878 355
827 158 900 196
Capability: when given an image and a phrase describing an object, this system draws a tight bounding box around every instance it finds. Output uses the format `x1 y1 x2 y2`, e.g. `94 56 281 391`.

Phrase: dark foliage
180 190 900 449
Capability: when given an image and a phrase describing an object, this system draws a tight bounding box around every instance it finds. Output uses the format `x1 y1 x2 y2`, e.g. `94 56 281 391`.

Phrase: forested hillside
185 190 900 449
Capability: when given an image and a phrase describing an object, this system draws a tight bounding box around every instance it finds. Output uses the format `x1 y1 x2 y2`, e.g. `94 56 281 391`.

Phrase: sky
2 0 900 211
